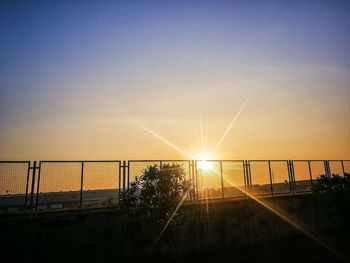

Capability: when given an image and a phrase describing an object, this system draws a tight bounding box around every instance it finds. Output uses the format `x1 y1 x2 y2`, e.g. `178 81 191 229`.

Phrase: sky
0 0 349 161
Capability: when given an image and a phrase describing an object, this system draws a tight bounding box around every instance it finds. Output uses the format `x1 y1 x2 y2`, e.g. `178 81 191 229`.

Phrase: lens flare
136 123 194 159
214 90 253 152
195 152 215 170
216 178 346 260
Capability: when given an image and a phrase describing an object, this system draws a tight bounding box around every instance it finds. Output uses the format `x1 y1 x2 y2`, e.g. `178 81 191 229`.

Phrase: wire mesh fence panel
329 161 344 176
222 161 246 198
270 161 291 195
82 161 120 209
309 161 326 180
196 161 223 199
249 161 272 196
0 162 30 214
37 162 82 212
293 161 312 193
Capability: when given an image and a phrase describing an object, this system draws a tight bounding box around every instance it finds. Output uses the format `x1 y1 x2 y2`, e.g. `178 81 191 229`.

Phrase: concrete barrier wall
0 194 347 262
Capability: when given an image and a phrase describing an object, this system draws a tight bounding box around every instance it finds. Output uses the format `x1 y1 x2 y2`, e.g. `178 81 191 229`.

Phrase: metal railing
0 159 349 215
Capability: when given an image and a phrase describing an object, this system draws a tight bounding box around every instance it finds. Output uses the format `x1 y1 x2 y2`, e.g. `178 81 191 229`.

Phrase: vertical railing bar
24 161 31 210
243 161 249 198
220 161 224 199
187 160 192 201
245 161 248 190
118 162 121 203
287 160 294 194
268 161 274 196
341 160 345 176
199 164 202 200
243 161 247 188
327 160 331 176
324 160 329 178
35 161 41 213
127 161 130 190
290 160 296 194
29 161 36 213
190 160 195 201
122 161 126 193
80 161 84 210
287 161 291 193
308 161 313 192
195 161 199 201
235 161 242 198
248 161 252 191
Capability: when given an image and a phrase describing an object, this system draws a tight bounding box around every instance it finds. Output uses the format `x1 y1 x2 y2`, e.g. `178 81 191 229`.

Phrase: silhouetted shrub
313 173 350 226
121 163 191 226
313 173 350 197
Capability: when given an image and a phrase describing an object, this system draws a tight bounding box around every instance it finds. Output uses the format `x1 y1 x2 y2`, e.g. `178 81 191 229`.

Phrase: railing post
287 160 296 195
220 161 224 199
118 162 121 203
247 161 252 191
35 162 41 213
190 160 195 201
188 160 192 201
308 161 313 192
287 161 291 193
24 161 31 210
268 161 274 196
80 161 84 210
127 161 130 190
122 161 126 193
243 160 251 197
324 160 331 178
291 160 296 194
29 161 37 214
341 161 345 176
243 161 247 189
194 160 199 201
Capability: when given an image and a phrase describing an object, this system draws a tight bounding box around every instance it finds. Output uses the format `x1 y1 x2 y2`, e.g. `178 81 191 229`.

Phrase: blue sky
0 0 349 159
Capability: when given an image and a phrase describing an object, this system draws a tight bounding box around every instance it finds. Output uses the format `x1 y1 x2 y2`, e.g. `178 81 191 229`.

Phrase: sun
195 152 215 171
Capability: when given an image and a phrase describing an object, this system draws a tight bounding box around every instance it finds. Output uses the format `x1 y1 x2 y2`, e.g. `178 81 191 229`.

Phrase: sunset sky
0 0 349 161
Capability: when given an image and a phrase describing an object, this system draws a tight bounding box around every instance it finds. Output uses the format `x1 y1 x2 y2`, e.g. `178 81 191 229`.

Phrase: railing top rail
195 160 245 162
292 159 350 162
127 159 191 162
39 160 121 163
248 160 289 162
0 159 349 163
248 159 350 162
0 161 30 163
